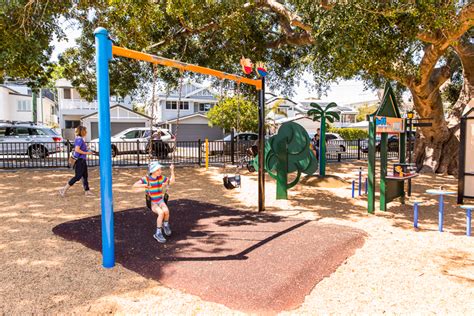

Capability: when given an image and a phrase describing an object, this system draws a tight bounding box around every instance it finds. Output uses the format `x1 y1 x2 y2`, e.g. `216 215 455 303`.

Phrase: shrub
328 127 368 140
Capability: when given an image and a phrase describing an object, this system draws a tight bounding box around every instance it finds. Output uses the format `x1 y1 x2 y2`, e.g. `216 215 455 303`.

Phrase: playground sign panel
375 116 404 134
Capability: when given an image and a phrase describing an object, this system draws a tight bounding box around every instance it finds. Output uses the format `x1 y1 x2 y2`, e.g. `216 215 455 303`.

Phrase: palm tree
307 102 340 176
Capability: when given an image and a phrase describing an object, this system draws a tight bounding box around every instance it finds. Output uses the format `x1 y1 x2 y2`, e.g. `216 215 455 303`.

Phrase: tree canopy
2 1 472 173
207 96 258 133
0 1 72 87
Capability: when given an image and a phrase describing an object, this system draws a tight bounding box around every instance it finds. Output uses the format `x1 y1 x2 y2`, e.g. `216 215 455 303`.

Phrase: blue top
74 136 88 159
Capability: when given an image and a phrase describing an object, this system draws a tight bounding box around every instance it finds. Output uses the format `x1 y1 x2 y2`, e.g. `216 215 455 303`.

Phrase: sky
51 24 380 106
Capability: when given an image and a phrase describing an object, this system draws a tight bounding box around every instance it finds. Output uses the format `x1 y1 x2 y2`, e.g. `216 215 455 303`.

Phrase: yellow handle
205 138 209 170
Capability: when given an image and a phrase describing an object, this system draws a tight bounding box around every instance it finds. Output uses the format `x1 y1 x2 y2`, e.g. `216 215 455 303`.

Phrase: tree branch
266 33 314 49
431 65 451 91
417 2 474 87
252 0 315 45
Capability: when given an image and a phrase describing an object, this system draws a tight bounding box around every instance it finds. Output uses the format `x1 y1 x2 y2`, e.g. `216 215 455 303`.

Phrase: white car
90 127 175 157
308 132 346 152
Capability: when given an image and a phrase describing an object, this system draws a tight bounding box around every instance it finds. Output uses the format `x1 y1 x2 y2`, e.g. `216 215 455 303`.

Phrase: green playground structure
253 122 318 199
367 82 418 213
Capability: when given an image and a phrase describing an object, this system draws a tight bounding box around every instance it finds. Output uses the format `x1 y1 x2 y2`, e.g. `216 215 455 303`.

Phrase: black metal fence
0 139 398 169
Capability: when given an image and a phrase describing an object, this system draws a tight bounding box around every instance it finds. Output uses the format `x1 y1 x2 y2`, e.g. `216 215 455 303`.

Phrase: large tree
0 0 72 87
59 1 473 174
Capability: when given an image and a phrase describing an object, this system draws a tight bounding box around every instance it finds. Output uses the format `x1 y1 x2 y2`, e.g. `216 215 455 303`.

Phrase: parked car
90 127 175 157
307 132 346 152
201 132 258 155
361 133 415 153
0 122 64 158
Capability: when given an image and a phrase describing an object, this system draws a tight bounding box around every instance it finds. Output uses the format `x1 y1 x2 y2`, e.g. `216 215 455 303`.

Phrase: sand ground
0 161 473 314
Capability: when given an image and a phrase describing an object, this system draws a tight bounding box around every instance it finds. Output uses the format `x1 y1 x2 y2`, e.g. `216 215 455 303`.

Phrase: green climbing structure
253 122 318 199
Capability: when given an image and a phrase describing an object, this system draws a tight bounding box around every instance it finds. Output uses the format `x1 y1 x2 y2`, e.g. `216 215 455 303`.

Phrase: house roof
266 96 298 106
161 113 209 124
275 114 308 124
0 84 26 95
80 104 152 120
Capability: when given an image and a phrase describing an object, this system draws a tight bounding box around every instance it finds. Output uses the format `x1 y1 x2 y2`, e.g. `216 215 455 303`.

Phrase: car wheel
28 144 48 159
111 145 118 158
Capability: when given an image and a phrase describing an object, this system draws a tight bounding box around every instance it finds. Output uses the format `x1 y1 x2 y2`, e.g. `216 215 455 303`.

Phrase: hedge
328 127 368 140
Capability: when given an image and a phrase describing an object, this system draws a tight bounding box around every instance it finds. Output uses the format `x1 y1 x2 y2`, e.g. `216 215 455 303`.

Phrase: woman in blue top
59 126 93 196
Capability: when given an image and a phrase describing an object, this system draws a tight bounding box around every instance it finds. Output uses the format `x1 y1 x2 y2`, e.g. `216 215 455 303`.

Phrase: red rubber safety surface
53 199 366 314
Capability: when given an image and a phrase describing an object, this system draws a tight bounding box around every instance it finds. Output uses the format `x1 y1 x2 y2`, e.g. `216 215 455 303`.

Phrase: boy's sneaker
163 222 172 236
153 230 166 243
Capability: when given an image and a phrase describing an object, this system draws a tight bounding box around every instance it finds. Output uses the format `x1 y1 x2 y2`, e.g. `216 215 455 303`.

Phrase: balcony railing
60 99 98 111
60 99 133 112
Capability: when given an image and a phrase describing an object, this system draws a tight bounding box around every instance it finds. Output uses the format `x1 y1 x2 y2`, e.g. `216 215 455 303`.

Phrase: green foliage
206 96 258 132
356 104 378 122
328 127 368 140
442 70 463 108
0 1 72 87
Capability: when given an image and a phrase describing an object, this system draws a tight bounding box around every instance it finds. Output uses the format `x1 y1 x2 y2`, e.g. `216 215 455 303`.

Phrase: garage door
171 124 223 141
91 122 146 139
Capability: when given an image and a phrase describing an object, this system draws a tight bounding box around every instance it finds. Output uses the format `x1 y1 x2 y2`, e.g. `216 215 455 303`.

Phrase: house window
65 120 81 129
17 100 31 112
179 102 189 110
166 101 177 110
199 103 212 112
63 88 71 99
166 101 189 110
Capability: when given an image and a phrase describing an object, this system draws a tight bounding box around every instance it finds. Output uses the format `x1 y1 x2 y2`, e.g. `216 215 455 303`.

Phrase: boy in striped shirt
133 162 175 243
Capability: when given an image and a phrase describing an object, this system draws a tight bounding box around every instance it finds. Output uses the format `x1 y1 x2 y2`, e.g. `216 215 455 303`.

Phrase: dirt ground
0 161 473 314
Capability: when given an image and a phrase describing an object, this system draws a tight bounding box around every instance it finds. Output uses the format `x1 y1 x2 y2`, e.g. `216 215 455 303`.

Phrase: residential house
55 79 144 141
0 84 57 126
299 99 358 128
268 96 359 133
154 82 224 141
80 104 152 140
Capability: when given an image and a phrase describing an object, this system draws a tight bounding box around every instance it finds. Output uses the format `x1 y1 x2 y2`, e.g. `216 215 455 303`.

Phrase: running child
133 162 175 243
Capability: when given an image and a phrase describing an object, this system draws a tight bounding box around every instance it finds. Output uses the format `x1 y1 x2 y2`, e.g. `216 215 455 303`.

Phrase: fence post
231 129 235 165
198 139 202 167
67 140 72 168
357 139 361 160
136 140 140 166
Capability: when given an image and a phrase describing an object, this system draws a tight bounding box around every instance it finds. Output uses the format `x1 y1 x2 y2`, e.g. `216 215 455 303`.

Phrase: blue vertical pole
438 195 444 232
351 180 355 198
94 27 115 268
358 169 362 196
467 209 471 237
414 202 419 228
365 177 368 195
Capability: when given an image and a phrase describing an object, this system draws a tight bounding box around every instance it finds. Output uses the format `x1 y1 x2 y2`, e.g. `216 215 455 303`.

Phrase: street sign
375 116 405 133
413 122 433 127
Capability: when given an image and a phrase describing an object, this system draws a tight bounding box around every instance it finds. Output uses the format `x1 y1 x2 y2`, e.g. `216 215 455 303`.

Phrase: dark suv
362 133 415 153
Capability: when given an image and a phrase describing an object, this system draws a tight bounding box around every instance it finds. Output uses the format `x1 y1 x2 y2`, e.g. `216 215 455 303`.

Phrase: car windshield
42 128 59 136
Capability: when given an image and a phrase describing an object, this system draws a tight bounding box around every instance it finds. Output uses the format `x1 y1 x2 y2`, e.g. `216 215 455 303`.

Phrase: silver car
0 122 64 158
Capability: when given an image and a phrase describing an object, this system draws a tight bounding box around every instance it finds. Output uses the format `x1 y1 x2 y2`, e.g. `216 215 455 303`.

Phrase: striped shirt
141 175 169 203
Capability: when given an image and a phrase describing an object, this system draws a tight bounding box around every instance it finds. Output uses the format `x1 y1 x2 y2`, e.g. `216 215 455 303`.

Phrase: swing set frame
94 27 266 268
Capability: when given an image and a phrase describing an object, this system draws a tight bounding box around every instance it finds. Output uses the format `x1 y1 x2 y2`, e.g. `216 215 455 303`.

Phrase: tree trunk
412 41 474 175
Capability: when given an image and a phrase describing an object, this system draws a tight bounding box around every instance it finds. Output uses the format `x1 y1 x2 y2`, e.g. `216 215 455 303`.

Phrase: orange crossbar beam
112 45 262 90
